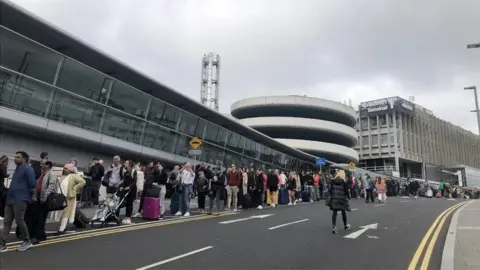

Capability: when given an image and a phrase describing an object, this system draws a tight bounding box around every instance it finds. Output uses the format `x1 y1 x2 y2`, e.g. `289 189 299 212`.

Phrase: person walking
328 170 351 234
0 151 37 252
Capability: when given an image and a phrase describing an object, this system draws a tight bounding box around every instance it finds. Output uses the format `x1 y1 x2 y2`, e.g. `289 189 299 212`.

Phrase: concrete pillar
392 111 400 172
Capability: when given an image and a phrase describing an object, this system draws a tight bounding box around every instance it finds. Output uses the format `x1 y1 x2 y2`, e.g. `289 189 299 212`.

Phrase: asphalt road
0 197 461 269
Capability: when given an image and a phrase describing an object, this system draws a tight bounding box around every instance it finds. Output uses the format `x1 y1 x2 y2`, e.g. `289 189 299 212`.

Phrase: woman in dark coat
328 170 351 234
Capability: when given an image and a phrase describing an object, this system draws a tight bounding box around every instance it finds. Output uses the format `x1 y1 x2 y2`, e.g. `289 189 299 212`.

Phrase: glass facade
0 26 313 171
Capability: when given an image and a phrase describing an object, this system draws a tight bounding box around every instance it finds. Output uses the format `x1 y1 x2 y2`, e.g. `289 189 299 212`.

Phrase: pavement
0 196 464 269
1 198 199 242
441 199 480 270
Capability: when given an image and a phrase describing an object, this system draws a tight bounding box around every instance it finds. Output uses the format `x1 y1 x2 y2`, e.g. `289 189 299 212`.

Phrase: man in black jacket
88 158 104 205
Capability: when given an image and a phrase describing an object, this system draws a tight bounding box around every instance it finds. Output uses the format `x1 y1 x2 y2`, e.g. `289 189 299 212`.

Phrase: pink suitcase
142 197 160 220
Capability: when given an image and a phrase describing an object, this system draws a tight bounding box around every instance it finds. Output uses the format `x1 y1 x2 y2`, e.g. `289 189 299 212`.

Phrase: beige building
354 96 480 183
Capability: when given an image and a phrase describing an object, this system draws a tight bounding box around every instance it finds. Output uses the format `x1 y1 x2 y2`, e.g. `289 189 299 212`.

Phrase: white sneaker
183 212 190 217
122 218 132 224
288 202 292 206
132 213 142 218
233 208 238 212
257 205 263 210
271 204 276 208
175 211 182 216
293 202 297 206
310 200 314 202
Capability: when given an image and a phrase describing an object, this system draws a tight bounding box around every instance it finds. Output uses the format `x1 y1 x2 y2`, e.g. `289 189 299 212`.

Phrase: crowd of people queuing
1 150 479 251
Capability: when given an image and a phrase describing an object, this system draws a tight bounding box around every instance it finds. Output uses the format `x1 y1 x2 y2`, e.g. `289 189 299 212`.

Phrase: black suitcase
302 190 311 202
241 194 253 209
73 209 88 229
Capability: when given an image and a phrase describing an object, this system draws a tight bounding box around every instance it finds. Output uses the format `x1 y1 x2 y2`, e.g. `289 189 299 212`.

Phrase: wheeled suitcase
302 185 311 202
143 197 160 220
278 188 289 205
74 209 89 229
426 189 433 198
170 192 186 214
241 194 253 209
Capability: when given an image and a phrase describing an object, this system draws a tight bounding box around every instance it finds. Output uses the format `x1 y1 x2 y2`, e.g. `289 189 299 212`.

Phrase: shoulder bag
46 176 68 211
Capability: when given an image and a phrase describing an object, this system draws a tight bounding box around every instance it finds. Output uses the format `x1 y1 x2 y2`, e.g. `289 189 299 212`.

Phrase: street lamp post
464 86 480 135
467 43 480 49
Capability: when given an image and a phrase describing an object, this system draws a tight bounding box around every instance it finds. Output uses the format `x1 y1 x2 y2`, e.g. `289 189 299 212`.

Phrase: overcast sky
10 0 480 133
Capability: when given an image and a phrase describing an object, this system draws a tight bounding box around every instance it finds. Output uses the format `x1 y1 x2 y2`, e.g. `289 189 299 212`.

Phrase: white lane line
135 246 214 270
350 208 359 211
400 200 410 203
268 219 309 230
374 203 388 207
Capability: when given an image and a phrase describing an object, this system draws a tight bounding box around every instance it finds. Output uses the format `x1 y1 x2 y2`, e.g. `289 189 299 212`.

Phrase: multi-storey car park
0 0 316 171
231 95 359 164
355 96 480 187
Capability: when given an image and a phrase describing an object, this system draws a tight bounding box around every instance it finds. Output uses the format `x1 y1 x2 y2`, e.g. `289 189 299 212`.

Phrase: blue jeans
179 184 193 213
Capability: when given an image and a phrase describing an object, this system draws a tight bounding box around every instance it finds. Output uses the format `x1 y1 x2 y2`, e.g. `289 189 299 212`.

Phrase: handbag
46 177 67 211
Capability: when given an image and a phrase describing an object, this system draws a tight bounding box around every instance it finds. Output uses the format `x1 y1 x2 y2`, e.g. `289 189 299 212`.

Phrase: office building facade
0 1 315 171
355 96 480 184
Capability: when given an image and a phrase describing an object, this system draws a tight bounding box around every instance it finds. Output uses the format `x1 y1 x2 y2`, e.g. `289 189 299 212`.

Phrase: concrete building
0 0 315 171
231 95 359 164
354 96 480 184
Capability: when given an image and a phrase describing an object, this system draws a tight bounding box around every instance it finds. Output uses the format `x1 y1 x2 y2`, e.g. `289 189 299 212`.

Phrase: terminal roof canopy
0 1 315 162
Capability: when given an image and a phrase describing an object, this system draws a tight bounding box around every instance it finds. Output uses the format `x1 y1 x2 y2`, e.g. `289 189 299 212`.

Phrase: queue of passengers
0 150 362 252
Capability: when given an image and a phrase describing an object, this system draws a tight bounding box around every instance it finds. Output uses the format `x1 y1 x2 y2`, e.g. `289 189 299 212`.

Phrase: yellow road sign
189 137 203 149
348 162 356 169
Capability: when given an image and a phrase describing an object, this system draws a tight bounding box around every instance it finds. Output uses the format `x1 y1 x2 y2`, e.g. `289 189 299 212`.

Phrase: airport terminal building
355 96 480 186
231 96 359 164
0 1 315 171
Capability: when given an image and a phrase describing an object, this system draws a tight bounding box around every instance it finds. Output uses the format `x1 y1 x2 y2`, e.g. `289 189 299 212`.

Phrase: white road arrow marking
343 223 378 239
219 214 273 224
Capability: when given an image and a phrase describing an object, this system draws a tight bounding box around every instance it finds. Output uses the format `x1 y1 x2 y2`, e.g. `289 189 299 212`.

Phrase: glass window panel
260 146 274 163
199 143 224 166
273 151 286 167
226 132 242 152
147 98 167 124
370 116 378 129
173 134 192 158
371 135 379 146
381 134 388 144
48 90 103 131
0 69 52 117
108 82 149 117
159 104 181 130
362 136 369 145
379 115 387 126
244 139 258 158
56 59 111 103
223 150 242 167
204 123 228 146
102 109 143 144
142 123 176 153
0 28 61 84
360 118 368 130
178 112 206 138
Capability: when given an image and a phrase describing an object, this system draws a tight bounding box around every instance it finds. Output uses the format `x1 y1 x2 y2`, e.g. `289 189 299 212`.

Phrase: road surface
0 197 461 269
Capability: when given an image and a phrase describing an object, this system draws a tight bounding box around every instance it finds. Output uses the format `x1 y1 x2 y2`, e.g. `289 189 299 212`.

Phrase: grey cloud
10 0 480 133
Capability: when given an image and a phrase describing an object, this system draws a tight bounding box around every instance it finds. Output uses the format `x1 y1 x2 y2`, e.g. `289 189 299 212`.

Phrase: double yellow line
6 212 236 252
408 201 466 270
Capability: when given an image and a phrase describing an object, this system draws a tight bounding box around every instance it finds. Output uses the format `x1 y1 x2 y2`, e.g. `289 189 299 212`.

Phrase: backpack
31 161 41 180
